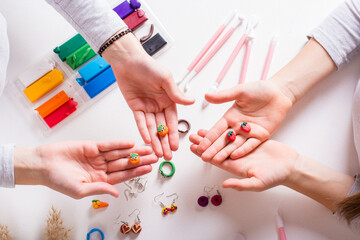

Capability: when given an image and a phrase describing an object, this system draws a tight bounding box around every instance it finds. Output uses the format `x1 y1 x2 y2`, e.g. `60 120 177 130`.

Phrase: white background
1 0 360 239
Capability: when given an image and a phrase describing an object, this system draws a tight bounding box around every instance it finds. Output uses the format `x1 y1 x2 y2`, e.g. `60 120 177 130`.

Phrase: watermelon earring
166 193 179 213
129 209 142 234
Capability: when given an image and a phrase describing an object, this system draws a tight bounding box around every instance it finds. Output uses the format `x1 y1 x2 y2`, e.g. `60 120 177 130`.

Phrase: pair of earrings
198 186 223 207
154 193 178 215
118 209 142 234
124 177 147 201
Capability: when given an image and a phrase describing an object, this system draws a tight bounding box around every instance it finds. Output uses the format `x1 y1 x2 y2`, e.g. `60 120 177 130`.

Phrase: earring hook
154 192 165 208
129 209 141 223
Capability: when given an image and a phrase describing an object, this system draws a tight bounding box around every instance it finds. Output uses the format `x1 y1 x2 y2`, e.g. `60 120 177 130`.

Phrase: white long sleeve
0 12 9 96
45 0 127 52
0 145 15 188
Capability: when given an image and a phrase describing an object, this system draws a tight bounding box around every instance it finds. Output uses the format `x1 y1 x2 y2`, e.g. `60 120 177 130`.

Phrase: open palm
196 81 292 164
38 140 158 199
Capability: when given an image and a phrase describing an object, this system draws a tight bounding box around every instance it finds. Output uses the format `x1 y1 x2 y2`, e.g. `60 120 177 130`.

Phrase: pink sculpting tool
203 15 259 108
177 10 237 86
276 211 287 240
260 34 278 80
183 15 245 92
239 37 253 84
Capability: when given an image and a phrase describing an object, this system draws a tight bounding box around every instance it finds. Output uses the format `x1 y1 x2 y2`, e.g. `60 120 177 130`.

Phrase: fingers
77 182 119 198
146 113 163 158
197 118 228 155
222 177 265 192
205 84 244 104
212 135 247 163
162 77 195 105
107 154 158 172
134 111 151 144
230 138 262 159
155 112 172 160
107 165 152 185
97 140 135 152
103 145 153 161
200 129 229 162
164 104 179 152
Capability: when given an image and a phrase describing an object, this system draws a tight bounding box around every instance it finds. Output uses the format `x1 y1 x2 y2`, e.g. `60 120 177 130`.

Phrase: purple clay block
130 0 141 9
198 196 209 207
113 1 135 19
211 194 222 206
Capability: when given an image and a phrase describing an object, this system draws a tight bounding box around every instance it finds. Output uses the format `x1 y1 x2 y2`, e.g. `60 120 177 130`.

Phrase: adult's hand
103 32 195 160
195 81 293 163
14 140 158 199
190 129 299 191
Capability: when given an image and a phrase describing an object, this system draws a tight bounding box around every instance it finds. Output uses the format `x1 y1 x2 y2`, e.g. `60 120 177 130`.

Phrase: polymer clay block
83 67 116 98
113 1 135 19
43 98 78 128
65 43 96 70
123 10 148 30
78 56 110 83
18 59 55 88
23 69 64 103
53 34 87 61
142 33 167 56
35 91 69 118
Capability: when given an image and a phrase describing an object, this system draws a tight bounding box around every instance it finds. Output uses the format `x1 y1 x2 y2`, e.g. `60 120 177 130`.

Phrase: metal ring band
178 119 191 133
87 228 104 240
159 161 175 177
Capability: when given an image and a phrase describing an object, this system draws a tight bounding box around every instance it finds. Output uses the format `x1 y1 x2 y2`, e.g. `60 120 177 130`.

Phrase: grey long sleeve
45 0 127 52
309 0 360 69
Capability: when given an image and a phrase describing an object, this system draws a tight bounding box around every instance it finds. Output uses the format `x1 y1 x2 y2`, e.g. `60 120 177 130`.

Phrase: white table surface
1 0 360 239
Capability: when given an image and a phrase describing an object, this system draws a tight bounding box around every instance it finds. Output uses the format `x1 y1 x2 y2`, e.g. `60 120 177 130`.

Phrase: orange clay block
35 91 69 118
23 69 64 103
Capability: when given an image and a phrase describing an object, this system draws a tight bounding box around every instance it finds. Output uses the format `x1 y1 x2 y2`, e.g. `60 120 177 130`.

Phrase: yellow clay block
35 90 69 118
24 69 64 103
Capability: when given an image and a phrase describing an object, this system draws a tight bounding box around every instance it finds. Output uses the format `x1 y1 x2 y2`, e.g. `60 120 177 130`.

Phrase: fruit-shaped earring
129 209 142 234
157 124 169 136
166 193 179 213
120 221 131 234
197 186 213 207
129 153 140 165
92 200 109 209
154 192 170 215
211 190 223 206
227 130 236 141
241 122 251 133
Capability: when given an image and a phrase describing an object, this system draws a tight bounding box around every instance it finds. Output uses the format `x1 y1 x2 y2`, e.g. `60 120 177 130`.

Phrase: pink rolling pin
177 10 237 86
183 15 245 92
276 211 287 240
239 37 253 84
260 34 278 80
203 15 259 108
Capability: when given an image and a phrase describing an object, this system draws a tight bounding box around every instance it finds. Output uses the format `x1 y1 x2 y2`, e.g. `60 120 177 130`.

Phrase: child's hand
195 81 293 163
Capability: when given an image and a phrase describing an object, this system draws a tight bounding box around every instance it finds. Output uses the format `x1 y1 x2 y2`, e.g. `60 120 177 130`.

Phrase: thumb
79 182 119 198
163 78 195 105
222 177 265 192
205 84 245 104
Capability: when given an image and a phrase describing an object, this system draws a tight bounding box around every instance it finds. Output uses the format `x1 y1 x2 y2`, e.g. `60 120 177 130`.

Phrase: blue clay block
113 1 134 19
83 67 116 98
78 56 110 83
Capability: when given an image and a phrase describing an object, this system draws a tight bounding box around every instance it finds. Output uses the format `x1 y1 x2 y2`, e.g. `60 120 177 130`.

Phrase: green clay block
65 43 96 70
53 34 87 61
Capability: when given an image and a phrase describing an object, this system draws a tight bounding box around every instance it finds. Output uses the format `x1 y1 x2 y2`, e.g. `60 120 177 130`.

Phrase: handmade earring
197 186 212 207
129 153 140 165
227 130 236 141
157 124 169 136
120 220 131 234
166 193 179 213
154 193 171 215
240 122 251 133
211 189 223 206
129 209 142 234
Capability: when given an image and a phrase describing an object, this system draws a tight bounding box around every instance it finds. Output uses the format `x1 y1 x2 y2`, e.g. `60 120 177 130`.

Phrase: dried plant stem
46 206 71 240
0 223 13 240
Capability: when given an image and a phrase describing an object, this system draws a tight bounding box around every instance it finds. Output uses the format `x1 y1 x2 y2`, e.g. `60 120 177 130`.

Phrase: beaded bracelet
98 28 132 56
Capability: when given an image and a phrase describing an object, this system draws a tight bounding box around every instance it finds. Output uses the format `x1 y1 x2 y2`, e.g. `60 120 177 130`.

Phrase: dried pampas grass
0 223 12 240
46 206 71 240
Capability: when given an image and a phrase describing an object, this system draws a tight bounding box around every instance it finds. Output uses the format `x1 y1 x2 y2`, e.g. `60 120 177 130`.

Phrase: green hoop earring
159 161 175 178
